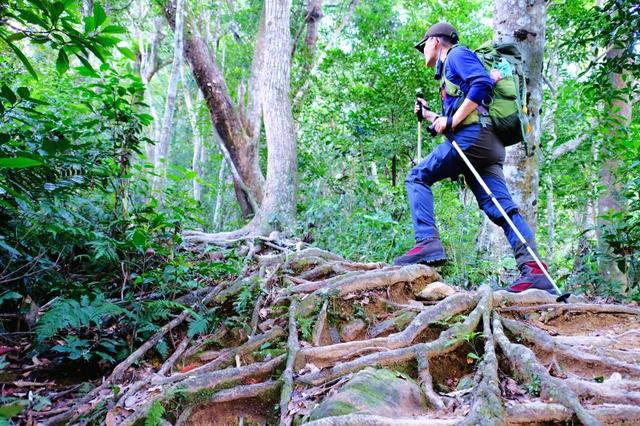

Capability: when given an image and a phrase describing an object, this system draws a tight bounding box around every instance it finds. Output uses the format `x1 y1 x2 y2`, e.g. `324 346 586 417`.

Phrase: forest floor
6 241 640 425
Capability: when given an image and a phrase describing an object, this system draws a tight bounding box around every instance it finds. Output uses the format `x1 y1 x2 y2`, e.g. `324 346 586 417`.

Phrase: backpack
443 43 530 153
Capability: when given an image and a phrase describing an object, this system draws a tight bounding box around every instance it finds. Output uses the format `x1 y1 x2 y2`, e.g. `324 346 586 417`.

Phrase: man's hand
432 116 450 134
414 98 438 122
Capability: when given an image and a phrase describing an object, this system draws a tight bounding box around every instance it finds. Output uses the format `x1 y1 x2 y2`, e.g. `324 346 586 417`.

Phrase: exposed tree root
493 289 561 305
304 415 460 426
498 302 640 316
416 351 444 409
564 376 640 405
287 264 440 296
312 299 329 346
459 306 505 425
297 287 490 386
46 244 640 425
297 291 477 368
493 313 600 425
506 401 640 424
151 326 284 386
280 299 300 426
119 355 286 426
501 316 640 377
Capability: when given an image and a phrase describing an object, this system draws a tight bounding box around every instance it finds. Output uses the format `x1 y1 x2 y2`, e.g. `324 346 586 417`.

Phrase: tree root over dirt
38 243 640 425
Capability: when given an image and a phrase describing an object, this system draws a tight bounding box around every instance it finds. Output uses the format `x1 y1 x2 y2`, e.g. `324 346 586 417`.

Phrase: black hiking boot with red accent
506 261 559 295
393 238 447 266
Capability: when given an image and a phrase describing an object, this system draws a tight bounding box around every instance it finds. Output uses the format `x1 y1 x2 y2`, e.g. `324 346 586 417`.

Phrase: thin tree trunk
482 0 546 260
154 0 185 196
180 64 204 202
213 158 226 231
252 0 297 235
137 14 165 165
164 0 265 218
292 0 359 109
304 0 323 54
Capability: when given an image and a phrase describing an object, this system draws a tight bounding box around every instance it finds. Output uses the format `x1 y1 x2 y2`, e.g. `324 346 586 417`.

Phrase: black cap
414 22 459 53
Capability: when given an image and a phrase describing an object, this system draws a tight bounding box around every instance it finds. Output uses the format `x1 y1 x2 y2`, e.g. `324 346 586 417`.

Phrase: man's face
423 37 440 68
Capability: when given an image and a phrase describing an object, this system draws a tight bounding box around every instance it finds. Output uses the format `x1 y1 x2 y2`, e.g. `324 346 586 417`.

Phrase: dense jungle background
0 0 639 424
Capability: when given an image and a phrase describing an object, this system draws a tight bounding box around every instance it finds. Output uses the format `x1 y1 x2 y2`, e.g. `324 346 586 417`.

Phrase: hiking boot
393 238 447 266
505 261 559 295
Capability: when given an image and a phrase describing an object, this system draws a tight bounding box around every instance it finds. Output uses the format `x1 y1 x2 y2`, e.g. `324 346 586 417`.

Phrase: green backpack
443 43 530 152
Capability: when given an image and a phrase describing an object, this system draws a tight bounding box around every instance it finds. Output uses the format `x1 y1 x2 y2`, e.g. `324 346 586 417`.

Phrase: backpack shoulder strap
441 45 464 98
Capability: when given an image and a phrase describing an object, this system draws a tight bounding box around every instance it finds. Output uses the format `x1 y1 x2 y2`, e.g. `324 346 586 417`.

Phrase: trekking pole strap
448 138 561 294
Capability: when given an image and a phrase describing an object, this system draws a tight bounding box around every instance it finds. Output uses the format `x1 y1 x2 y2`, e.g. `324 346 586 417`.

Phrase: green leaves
0 36 38 80
0 85 16 104
93 3 107 28
0 158 43 169
56 48 70 74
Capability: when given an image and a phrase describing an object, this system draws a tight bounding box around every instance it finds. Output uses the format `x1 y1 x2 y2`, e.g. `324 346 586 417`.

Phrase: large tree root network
35 243 640 425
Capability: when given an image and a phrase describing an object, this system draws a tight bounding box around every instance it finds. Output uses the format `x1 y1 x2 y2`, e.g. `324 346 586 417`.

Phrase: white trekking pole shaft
449 138 562 295
417 121 422 162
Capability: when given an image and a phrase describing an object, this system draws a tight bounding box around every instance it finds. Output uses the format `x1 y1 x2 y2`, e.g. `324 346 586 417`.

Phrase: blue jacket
441 46 494 150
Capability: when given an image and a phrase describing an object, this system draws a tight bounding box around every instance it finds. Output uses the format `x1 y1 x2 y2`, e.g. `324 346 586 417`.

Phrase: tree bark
483 0 546 260
154 0 185 196
596 47 631 289
304 0 323 54
542 27 559 260
180 64 204 202
252 0 297 235
163 0 265 218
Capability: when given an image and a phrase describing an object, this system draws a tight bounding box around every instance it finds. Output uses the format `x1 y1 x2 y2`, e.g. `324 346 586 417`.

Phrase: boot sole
394 256 448 267
418 256 448 267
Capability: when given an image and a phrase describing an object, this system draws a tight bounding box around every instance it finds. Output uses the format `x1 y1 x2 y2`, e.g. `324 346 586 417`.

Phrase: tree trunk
252 0 297 235
542 27 559 260
163 0 265 218
304 0 323 54
134 7 165 165
292 0 359 109
596 47 631 289
154 0 185 196
181 64 204 202
482 0 546 260
213 158 226 231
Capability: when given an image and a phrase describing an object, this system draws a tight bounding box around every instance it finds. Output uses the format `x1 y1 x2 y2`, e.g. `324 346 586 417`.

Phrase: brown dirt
186 395 278 425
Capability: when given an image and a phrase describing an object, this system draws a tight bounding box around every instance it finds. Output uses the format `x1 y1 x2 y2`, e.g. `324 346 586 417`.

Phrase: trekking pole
416 88 424 162
447 136 570 303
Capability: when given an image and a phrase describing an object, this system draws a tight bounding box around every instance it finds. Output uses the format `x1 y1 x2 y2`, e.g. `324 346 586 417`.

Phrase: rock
340 319 366 342
415 281 455 301
308 368 427 421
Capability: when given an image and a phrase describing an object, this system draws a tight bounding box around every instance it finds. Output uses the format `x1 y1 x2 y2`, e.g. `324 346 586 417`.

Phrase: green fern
144 401 165 426
36 293 127 342
142 300 190 322
233 283 256 315
187 312 209 338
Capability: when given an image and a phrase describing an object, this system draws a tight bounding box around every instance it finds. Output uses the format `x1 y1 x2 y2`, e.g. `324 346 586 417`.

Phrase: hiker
393 22 558 295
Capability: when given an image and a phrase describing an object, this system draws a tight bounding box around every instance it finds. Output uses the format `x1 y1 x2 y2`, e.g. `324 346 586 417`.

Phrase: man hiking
393 22 558 295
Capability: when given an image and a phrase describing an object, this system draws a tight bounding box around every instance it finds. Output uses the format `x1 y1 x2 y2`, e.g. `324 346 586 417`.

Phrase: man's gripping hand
414 98 438 122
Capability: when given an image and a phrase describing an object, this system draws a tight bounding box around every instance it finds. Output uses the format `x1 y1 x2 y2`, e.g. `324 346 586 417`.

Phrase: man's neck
439 46 453 62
